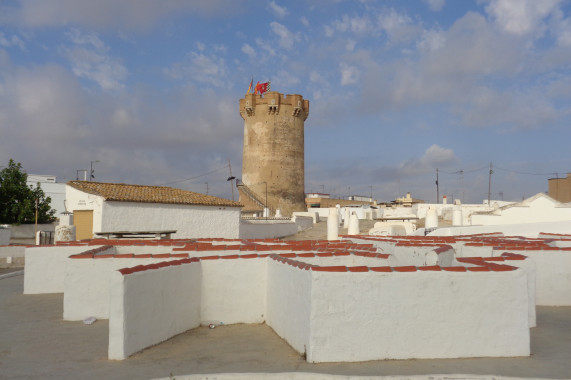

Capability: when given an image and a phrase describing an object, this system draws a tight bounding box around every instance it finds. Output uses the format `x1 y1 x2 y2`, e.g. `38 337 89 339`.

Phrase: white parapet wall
0 228 11 245
64 253 182 321
305 268 529 362
266 258 313 356
23 238 541 362
200 256 267 324
108 260 202 360
521 249 571 306
239 219 298 239
429 220 571 238
24 245 107 294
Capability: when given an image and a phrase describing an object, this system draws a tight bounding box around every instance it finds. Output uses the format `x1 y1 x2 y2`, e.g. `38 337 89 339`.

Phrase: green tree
0 159 56 224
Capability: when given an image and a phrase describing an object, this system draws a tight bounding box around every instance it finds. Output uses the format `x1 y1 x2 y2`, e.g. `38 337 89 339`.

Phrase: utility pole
436 168 439 204
488 161 493 205
227 160 235 201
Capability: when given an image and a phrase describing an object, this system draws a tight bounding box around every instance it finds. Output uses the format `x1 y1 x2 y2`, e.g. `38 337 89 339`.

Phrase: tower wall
239 92 309 216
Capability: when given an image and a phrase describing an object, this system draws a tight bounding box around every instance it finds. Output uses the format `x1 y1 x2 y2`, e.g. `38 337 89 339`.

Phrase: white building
27 175 67 217
471 193 571 226
66 181 242 240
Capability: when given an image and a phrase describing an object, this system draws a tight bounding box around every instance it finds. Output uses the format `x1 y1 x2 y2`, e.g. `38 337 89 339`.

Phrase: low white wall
64 256 174 320
0 228 11 245
24 246 100 294
201 258 267 324
292 212 319 223
292 216 314 232
266 259 312 355
7 223 56 238
306 269 529 362
523 250 571 306
471 196 571 226
429 220 571 238
103 201 241 239
108 262 202 360
0 245 26 258
239 220 298 239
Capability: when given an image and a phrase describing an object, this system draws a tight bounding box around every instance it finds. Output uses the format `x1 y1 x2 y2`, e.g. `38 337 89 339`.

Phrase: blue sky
1 0 570 204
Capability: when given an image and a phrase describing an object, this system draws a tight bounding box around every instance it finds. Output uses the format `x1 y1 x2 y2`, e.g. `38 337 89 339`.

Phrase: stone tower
239 91 309 216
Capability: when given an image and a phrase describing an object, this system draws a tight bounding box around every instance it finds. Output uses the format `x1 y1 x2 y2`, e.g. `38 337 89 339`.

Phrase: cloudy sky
1 0 570 204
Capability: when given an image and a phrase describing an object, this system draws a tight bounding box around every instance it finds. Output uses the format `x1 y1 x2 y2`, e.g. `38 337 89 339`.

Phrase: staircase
236 180 275 216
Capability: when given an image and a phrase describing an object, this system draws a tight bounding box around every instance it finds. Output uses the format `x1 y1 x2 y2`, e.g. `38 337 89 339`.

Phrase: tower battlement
239 92 309 121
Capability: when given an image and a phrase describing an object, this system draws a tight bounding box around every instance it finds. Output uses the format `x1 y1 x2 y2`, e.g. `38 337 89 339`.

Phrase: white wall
64 256 176 320
266 259 313 355
471 195 571 226
306 269 529 362
0 228 10 245
430 220 571 238
239 220 298 239
27 180 67 217
108 262 202 360
66 185 241 239
66 186 105 235
523 250 571 306
24 245 99 294
102 201 240 239
200 258 267 324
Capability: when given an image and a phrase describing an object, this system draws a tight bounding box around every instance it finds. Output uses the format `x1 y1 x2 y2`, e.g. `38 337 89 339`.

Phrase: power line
494 165 558 177
438 165 488 175
160 164 229 186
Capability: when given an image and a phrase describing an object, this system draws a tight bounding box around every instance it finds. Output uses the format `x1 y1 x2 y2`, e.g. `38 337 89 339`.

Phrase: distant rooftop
67 181 242 208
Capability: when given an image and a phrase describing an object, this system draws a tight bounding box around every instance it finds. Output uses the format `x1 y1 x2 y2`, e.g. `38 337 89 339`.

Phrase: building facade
239 92 309 216
66 181 242 240
548 173 571 203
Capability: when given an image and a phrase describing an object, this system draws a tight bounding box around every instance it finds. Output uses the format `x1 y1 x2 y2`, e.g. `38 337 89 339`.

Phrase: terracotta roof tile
67 181 242 208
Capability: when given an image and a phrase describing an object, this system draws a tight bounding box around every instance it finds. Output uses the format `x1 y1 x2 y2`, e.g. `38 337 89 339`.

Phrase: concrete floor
1 272 571 380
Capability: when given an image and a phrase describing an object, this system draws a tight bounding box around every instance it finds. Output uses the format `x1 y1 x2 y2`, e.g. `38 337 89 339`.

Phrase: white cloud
485 0 561 36
377 8 420 43
165 51 227 87
270 22 300 50
324 25 334 37
0 32 26 50
273 70 300 88
300 16 309 27
267 1 288 18
0 62 243 195
417 29 446 52
423 0 445 12
256 37 276 57
63 29 127 91
456 86 559 130
340 62 359 85
345 39 356 51
241 43 256 60
4 0 247 31
333 15 375 35
550 8 571 46
399 145 456 175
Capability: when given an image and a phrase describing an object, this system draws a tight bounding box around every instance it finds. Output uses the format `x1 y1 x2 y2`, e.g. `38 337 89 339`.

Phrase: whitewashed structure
27 175 67 217
66 181 242 240
23 233 568 362
470 193 571 226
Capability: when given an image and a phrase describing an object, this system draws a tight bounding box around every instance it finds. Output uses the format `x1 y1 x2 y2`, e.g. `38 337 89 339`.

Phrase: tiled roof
67 181 242 208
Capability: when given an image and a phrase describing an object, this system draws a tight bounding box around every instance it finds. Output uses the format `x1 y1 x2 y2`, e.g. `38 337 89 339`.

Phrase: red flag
246 78 253 94
255 81 271 95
